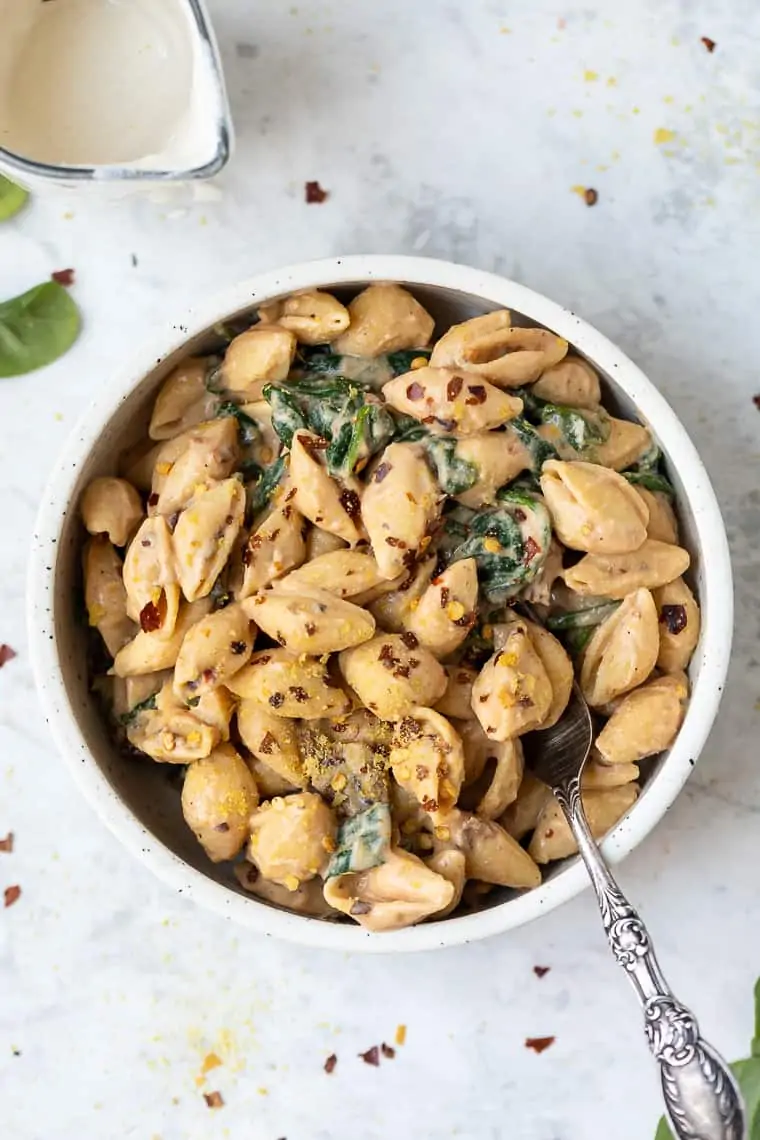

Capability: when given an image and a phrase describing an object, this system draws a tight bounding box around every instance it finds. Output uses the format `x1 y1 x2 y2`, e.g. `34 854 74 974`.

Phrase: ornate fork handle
555 778 745 1140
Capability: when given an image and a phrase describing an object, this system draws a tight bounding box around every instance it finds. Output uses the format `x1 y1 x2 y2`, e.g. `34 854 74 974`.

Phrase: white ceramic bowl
27 255 733 953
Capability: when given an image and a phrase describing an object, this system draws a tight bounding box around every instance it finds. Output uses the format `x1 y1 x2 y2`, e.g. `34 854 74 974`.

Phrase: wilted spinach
623 469 675 497
215 400 259 446
119 692 158 726
425 436 479 495
508 416 558 472
326 802 392 878
546 600 621 654
245 455 286 519
386 348 431 375
0 281 81 378
538 402 609 457
447 488 551 602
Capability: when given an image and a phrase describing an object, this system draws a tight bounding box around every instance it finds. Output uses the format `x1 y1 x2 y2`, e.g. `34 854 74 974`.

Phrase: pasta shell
529 785 639 863
454 431 533 508
435 664 478 721
282 549 385 598
153 417 240 516
149 357 216 440
127 680 220 763
83 536 137 657
227 648 351 719
582 759 639 788
243 585 375 654
522 619 574 729
193 685 236 741
289 431 365 545
173 478 245 602
80 477 143 547
531 356 601 407
237 702 305 787
305 526 347 561
595 671 689 765
382 366 523 434
235 862 338 917
248 793 337 886
122 516 180 637
235 500 307 600
521 537 564 606
390 708 465 818
445 809 542 888
424 849 467 918
181 744 259 862
499 772 552 841
653 577 700 672
407 558 478 657
361 442 441 578
338 634 446 720
173 603 254 701
564 539 690 598
590 417 651 471
457 721 524 818
579 588 659 707
222 326 297 397
540 460 649 554
323 847 455 931
431 314 567 387
471 621 553 740
635 488 679 544
271 290 350 345
367 553 435 631
332 284 434 357
112 598 212 676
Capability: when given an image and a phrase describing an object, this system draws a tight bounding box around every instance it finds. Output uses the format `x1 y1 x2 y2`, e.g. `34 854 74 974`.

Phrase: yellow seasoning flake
201 1052 223 1074
321 834 337 854
447 601 466 621
155 461 174 476
483 536 501 554
186 731 202 748
482 624 493 640
395 1024 407 1047
410 356 428 370
499 651 518 668
283 875 301 892
331 772 348 792
434 825 451 842
88 603 106 627
654 127 676 145
409 598 420 611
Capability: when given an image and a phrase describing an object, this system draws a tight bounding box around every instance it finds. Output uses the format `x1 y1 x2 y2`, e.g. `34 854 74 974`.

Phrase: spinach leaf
509 416 558 471
386 348 431 375
263 384 307 448
204 357 225 395
623 470 675 497
538 402 609 457
0 281 81 378
630 438 662 472
391 412 429 443
426 436 479 495
326 802 392 878
119 692 158 726
215 400 259 446
0 175 28 222
546 601 621 632
447 490 551 602
511 386 546 422
245 455 285 519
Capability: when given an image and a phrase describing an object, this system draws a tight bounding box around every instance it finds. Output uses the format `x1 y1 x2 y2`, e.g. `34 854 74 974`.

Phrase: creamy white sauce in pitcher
0 0 224 171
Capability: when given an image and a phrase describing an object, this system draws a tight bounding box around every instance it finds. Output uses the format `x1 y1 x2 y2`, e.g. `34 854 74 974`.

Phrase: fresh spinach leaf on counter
0 175 28 222
653 977 760 1139
0 281 81 378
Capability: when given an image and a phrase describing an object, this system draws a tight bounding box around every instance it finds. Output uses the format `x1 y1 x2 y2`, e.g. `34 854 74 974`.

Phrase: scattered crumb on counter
533 965 550 978
324 1053 337 1074
305 181 328 204
0 645 17 668
381 1043 395 1059
359 1045 380 1066
700 36 716 52
4 885 21 908
525 1036 555 1054
0 833 14 853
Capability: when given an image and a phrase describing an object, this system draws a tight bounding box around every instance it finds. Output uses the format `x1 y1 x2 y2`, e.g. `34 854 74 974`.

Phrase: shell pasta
80 285 698 931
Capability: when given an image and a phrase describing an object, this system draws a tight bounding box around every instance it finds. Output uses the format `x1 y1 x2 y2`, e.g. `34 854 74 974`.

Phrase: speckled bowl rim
27 255 733 953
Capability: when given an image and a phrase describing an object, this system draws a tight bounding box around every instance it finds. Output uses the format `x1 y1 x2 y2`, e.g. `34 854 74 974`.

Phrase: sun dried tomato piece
659 604 687 635
305 180 328 203
139 591 166 633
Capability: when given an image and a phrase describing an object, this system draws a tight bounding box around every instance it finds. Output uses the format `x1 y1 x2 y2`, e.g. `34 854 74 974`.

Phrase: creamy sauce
0 0 224 171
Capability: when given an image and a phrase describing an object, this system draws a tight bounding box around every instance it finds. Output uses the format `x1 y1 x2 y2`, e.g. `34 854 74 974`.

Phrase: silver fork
523 655 745 1138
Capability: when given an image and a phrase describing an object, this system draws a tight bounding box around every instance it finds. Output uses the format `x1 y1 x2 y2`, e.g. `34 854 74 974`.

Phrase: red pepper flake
465 384 487 405
148 492 159 508
446 376 463 401
339 488 361 521
400 632 418 649
259 732 276 754
385 536 406 549
584 188 598 207
289 686 308 703
533 965 550 978
753 394 760 410
374 462 392 483
51 268 75 286
4 885 21 908
381 1043 395 1059
324 1053 338 1074
524 536 540 563
405 381 425 401
660 604 687 635
0 833 14 853
139 592 167 633
230 640 248 655
269 692 285 709
525 1035 555 1054
359 1045 380 1066
0 644 17 668
203 1090 224 1108
700 36 716 52
305 180 328 203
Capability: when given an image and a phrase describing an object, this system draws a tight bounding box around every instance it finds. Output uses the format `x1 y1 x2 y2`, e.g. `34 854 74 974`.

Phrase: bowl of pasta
28 255 732 951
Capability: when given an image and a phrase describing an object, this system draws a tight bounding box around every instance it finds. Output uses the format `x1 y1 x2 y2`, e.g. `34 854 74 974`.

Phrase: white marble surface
2 1 760 1137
